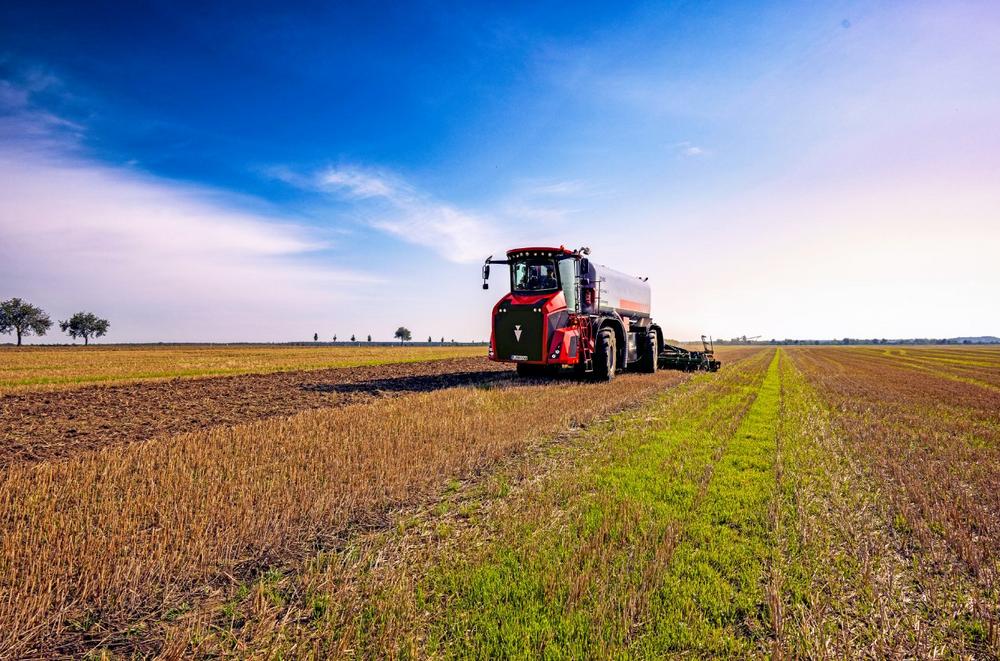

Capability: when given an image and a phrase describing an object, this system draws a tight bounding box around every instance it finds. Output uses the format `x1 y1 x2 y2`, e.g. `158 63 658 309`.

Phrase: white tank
581 260 651 318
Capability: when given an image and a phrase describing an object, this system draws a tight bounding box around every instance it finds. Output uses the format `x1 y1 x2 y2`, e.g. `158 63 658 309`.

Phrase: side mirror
482 264 490 279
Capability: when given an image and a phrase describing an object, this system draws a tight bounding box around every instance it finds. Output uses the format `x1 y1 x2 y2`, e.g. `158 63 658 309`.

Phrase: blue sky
2 1 998 342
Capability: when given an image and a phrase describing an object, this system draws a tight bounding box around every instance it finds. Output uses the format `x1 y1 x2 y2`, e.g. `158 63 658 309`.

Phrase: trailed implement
659 335 721 372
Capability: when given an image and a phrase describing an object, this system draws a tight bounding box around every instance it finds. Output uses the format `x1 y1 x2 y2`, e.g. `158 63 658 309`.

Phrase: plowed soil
0 357 513 466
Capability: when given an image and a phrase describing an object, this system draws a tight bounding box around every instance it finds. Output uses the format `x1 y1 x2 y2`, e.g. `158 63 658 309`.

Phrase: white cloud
0 77 85 151
525 179 585 196
0 148 379 342
284 165 507 264
673 141 708 157
372 204 499 263
318 166 406 200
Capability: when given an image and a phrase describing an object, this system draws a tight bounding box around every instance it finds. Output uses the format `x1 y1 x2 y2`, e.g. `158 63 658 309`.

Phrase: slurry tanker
482 246 719 380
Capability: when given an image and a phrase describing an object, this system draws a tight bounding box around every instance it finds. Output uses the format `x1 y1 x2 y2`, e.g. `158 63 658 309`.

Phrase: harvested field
788 345 1000 652
0 356 511 466
3 344 997 658
163 345 995 659
0 344 485 392
0 366 694 658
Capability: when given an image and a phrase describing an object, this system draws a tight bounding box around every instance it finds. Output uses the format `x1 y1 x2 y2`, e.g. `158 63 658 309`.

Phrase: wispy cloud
318 166 407 200
281 164 506 263
0 150 381 339
372 204 498 264
0 73 84 151
492 178 606 226
673 141 708 158
524 179 586 196
500 204 576 223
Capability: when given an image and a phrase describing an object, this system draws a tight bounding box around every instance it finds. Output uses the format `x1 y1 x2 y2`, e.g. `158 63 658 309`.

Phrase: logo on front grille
514 324 522 341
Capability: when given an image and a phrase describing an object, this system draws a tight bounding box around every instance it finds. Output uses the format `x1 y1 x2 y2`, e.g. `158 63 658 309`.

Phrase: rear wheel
637 330 658 373
593 328 616 381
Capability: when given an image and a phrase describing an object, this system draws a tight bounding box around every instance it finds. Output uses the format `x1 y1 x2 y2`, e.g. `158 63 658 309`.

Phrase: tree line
313 328 458 344
0 298 109 346
3 297 466 348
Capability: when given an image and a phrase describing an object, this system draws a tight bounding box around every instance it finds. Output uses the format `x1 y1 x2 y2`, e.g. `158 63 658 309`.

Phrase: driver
523 263 557 290
526 266 541 289
540 267 557 289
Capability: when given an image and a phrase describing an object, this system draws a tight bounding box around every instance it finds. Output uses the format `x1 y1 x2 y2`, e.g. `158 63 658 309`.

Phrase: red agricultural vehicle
482 246 663 380
483 246 721 379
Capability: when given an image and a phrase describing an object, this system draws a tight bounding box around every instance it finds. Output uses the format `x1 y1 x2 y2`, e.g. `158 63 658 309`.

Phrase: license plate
511 355 528 361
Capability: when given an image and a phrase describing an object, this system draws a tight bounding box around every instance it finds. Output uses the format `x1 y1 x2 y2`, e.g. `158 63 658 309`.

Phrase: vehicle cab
484 246 586 367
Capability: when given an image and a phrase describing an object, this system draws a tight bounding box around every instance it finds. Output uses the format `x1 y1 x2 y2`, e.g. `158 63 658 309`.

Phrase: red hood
493 290 566 314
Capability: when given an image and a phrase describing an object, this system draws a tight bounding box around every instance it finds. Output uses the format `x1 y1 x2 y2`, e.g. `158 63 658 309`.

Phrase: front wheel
592 329 617 381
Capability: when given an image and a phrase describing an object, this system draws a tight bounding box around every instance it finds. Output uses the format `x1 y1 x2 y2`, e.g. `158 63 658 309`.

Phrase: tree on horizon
0 298 52 346
394 327 411 344
59 312 110 346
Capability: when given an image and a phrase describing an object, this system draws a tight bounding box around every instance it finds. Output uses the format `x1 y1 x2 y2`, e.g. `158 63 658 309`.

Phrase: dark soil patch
0 357 513 466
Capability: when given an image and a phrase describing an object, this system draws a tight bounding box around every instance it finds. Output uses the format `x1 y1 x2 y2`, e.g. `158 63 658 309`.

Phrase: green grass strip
413 352 782 659
638 349 782 656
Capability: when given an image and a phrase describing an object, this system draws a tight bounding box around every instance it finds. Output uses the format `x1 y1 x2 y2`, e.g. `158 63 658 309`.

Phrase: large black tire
593 328 617 382
637 330 658 373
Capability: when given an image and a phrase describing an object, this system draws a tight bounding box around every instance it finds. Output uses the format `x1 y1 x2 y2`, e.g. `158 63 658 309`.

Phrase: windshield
511 258 559 292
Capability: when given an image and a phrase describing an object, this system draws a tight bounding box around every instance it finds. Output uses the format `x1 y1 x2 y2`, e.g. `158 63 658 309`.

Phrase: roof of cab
506 246 575 256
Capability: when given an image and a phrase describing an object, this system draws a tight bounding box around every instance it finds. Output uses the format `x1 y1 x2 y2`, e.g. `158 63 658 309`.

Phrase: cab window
511 258 559 292
558 258 578 311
